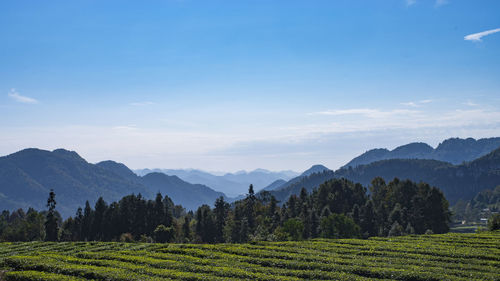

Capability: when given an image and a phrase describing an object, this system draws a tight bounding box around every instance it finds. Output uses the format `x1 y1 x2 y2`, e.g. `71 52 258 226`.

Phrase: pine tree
92 197 107 240
182 216 191 242
153 193 165 225
44 189 59 241
81 201 93 241
246 185 256 232
74 207 83 240
214 196 229 243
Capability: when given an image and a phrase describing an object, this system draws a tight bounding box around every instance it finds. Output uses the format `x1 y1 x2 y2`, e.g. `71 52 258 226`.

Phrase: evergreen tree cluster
192 177 451 242
0 177 451 243
0 208 48 241
59 193 182 242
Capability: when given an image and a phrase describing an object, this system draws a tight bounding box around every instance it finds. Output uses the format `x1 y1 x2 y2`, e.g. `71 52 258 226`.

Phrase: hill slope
0 149 148 217
267 164 332 194
140 172 225 211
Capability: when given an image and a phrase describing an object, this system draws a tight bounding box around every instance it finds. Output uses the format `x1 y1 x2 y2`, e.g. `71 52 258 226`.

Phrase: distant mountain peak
96 160 138 182
343 137 500 168
261 179 287 192
252 168 271 174
392 142 433 153
301 164 330 177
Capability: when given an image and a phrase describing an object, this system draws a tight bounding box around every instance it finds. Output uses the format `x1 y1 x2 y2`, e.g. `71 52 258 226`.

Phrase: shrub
119 233 134 243
488 213 500 231
282 219 304 241
154 225 175 243
389 221 404 237
320 213 360 239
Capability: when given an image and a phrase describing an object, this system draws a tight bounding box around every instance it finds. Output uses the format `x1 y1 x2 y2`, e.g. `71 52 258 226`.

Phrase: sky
1 0 500 173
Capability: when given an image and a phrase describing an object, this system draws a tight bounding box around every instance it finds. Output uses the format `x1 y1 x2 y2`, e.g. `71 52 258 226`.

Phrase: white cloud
7 89 38 104
464 28 500 42
1 105 499 172
401 99 433 107
419 99 433 104
401 102 418 107
310 108 419 119
130 101 154 106
406 0 417 6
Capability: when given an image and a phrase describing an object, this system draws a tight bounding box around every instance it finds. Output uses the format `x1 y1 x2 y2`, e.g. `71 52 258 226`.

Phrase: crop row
0 232 498 281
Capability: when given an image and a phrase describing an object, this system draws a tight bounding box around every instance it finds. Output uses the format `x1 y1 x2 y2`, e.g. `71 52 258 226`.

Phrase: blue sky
1 0 499 172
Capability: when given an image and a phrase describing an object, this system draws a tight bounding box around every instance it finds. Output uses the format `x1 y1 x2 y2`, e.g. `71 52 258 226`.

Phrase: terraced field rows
0 232 499 281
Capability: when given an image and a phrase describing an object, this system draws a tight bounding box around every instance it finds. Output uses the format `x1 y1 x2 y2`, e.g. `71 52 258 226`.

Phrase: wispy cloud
309 108 419 119
406 0 417 6
7 89 38 104
407 0 449 8
112 125 138 131
129 101 154 106
463 101 479 107
464 28 500 42
401 99 433 107
401 102 417 107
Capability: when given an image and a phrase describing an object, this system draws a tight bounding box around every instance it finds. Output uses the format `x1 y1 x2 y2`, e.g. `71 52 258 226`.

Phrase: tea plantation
0 232 499 281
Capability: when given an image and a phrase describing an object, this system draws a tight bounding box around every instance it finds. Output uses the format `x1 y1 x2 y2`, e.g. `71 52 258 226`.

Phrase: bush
119 233 134 243
139 235 153 243
488 213 500 231
320 213 360 239
282 219 304 241
389 221 404 237
154 224 175 243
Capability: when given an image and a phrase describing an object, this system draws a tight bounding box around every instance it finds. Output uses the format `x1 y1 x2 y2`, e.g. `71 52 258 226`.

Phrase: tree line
0 177 454 242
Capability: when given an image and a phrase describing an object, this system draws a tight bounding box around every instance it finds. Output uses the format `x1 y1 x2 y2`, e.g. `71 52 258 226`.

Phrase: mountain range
0 137 499 218
343 137 500 168
134 168 298 197
270 147 500 205
0 149 224 218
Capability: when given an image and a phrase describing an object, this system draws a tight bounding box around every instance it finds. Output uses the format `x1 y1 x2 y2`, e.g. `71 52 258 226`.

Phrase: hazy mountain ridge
266 164 332 192
0 149 224 218
270 147 500 205
343 137 500 168
261 179 287 192
134 168 299 197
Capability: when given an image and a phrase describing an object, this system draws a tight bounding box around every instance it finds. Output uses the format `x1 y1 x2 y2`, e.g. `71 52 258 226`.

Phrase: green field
1 232 499 281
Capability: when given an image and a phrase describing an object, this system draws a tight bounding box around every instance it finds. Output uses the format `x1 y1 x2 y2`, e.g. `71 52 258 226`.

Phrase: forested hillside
0 149 224 217
344 137 500 168
272 147 500 204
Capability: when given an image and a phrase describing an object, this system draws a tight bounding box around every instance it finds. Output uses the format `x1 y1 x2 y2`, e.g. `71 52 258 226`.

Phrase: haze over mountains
0 137 499 218
134 168 298 197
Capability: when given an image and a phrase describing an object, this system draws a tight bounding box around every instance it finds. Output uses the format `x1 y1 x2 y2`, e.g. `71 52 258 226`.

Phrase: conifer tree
214 196 229 243
45 189 59 241
245 184 256 232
